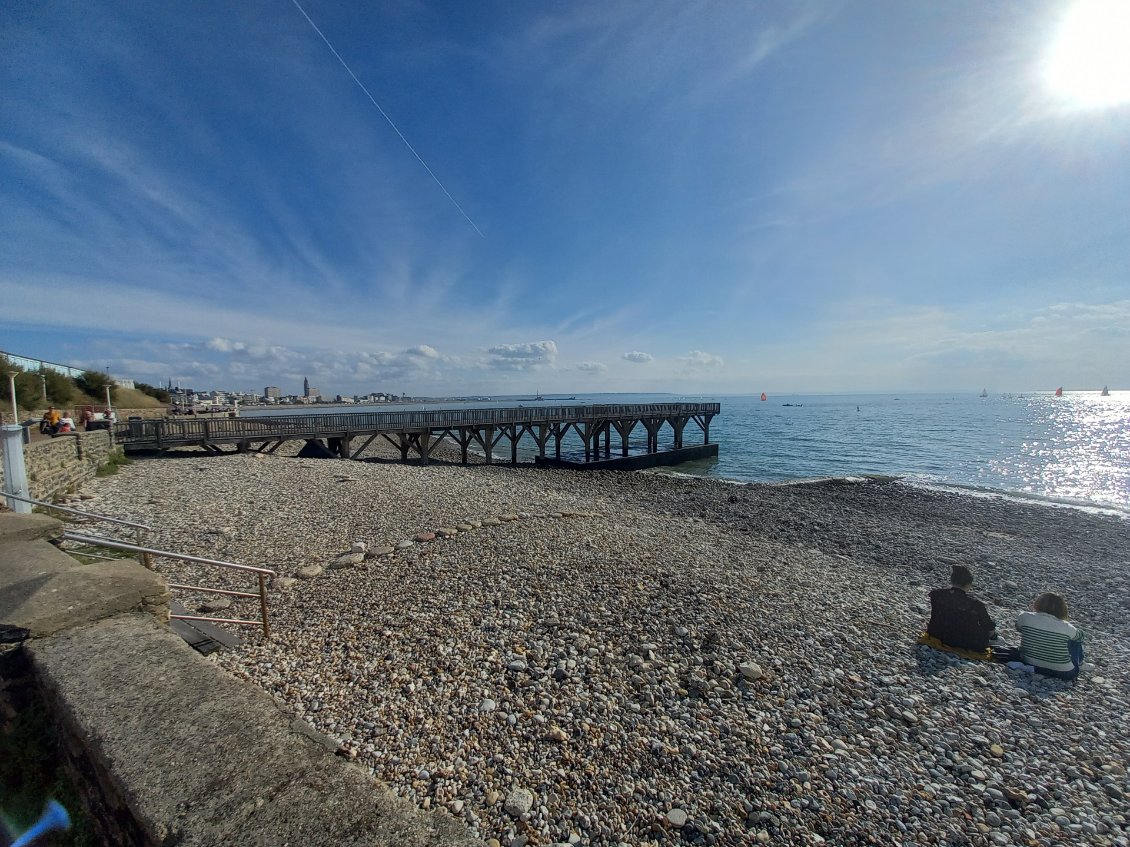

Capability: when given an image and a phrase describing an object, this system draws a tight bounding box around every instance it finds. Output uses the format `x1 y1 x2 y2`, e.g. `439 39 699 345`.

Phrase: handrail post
134 526 151 567
258 573 270 638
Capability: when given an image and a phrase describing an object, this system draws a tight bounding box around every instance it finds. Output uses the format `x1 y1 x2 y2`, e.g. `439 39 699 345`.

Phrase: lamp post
6 371 17 424
40 372 47 402
105 384 114 420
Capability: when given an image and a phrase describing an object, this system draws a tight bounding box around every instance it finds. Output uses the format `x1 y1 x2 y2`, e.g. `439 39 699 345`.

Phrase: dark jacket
927 587 995 651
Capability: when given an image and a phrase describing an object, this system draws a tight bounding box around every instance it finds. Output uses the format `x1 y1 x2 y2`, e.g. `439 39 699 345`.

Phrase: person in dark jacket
926 565 996 652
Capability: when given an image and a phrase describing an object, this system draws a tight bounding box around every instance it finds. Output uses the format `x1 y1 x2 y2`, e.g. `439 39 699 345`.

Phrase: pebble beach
79 445 1130 847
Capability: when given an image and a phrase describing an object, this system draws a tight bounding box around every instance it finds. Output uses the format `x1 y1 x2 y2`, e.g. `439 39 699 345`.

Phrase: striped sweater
1016 611 1084 672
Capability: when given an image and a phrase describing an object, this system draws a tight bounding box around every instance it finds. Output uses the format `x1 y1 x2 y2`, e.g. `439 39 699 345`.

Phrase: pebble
81 441 1130 847
666 808 688 827
504 788 534 817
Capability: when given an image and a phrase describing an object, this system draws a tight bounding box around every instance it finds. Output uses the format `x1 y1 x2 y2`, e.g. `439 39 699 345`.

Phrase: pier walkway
114 403 720 465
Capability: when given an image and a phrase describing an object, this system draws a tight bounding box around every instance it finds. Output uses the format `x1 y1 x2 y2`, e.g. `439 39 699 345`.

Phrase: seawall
0 430 117 501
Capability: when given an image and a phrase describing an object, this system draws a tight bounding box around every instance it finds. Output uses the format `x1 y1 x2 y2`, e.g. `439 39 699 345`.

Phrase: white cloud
203 337 290 361
406 344 441 359
576 361 607 373
681 350 724 369
622 351 654 363
486 340 559 371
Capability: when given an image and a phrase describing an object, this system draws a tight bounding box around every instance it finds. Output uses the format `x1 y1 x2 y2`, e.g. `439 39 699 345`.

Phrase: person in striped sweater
1016 593 1085 680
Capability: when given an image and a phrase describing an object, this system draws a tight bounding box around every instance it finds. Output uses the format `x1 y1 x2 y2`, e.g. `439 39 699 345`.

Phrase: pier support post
612 419 637 457
669 416 687 449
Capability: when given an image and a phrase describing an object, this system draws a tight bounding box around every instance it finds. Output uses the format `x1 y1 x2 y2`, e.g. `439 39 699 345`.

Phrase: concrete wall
0 430 118 500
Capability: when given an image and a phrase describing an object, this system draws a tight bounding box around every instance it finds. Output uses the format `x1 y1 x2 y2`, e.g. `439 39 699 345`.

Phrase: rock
500 514 519 522
479 698 497 712
330 552 364 569
507 659 528 673
547 726 568 743
198 596 232 613
482 517 501 526
504 787 534 817
436 527 458 538
350 541 367 554
990 744 1005 758
456 523 474 532
486 790 500 805
368 545 395 557
667 808 688 827
273 577 297 590
295 565 323 579
739 662 764 681
449 799 464 814
396 540 414 549
414 531 436 542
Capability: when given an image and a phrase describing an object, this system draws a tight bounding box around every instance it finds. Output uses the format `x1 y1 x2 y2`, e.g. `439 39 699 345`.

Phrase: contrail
290 0 484 237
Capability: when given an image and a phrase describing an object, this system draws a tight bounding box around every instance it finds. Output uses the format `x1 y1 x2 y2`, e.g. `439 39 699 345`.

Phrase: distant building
303 376 320 401
264 386 280 400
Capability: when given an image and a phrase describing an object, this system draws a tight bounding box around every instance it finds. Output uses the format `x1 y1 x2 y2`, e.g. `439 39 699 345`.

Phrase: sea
243 391 1130 518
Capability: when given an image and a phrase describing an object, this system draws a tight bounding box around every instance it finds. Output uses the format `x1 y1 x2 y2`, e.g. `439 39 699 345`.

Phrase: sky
2 0 1129 397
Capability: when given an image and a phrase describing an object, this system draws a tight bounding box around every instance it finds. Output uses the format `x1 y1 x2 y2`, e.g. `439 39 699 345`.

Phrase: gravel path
80 448 1130 847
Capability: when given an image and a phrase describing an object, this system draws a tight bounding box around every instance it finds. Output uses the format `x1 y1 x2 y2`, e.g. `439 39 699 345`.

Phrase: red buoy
760 392 767 401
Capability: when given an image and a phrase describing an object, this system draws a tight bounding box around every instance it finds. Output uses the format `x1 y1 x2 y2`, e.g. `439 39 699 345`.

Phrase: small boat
760 392 767 401
1055 386 1063 397
1101 385 1110 396
980 388 988 398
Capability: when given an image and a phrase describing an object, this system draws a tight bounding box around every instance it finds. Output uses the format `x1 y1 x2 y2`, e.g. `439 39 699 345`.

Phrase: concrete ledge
0 514 169 637
27 614 480 846
0 511 63 543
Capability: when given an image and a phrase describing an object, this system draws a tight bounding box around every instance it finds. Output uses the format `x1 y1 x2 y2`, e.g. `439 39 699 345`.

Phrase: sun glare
1045 0 1130 108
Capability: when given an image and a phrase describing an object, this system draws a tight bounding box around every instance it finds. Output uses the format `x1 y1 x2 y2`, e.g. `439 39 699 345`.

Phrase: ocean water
244 391 1129 516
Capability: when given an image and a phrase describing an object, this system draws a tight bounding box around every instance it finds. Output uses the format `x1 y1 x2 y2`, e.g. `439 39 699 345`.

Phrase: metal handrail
6 492 152 566
61 531 276 637
2 491 150 529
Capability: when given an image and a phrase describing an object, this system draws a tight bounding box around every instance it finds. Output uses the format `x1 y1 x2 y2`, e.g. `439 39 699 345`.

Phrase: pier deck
114 403 720 466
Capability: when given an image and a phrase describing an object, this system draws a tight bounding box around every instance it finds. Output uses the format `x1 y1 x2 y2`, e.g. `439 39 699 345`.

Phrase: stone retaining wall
1 430 118 500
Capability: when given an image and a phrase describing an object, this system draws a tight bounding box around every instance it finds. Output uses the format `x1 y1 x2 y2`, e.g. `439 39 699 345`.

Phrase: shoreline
80 452 1130 846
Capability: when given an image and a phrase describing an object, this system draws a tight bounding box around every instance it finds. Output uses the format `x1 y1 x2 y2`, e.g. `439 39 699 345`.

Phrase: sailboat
1101 385 1110 396
1055 386 1063 397
980 388 988 398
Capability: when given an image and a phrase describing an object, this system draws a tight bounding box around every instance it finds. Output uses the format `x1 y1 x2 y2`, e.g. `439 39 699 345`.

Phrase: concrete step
169 601 243 654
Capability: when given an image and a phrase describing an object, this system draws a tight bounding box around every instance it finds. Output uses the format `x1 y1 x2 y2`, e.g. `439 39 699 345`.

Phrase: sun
1045 0 1130 108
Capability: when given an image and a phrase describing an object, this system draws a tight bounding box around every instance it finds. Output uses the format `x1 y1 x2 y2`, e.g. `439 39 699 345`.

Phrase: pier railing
115 402 721 447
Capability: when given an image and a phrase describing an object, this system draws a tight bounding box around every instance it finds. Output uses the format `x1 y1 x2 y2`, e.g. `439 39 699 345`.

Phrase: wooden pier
114 403 720 466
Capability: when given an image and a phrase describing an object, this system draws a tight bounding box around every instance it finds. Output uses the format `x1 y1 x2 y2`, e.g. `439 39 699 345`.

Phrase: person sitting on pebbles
1014 593 1086 680
919 565 997 658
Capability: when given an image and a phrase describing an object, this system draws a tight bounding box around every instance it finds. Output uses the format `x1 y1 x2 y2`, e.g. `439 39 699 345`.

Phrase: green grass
95 449 131 477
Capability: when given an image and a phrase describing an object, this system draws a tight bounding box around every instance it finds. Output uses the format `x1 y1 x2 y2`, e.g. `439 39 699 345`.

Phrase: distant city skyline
3 1 1128 395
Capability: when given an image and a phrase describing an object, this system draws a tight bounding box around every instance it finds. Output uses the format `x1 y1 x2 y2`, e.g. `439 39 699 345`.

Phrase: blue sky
2 0 1128 396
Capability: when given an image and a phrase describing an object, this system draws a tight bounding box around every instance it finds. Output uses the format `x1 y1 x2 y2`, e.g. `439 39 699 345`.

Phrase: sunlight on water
1006 393 1130 510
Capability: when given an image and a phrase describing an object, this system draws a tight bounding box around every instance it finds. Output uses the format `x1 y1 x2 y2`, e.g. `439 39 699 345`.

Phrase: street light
6 371 18 424
40 372 47 402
